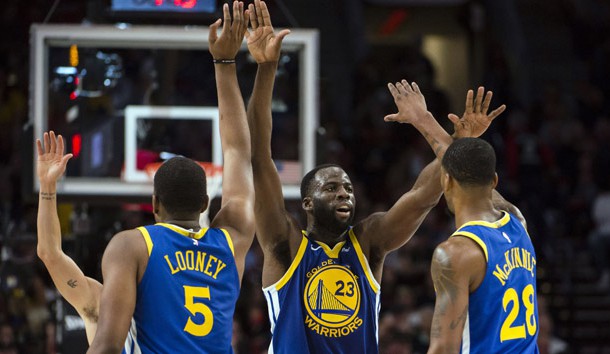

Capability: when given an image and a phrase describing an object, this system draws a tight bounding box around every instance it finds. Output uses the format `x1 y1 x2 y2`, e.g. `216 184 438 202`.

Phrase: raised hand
384 80 430 125
209 1 248 60
36 131 73 186
245 0 290 64
449 87 506 138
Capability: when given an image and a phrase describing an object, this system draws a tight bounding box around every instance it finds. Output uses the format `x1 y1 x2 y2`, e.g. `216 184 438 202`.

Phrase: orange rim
144 161 222 180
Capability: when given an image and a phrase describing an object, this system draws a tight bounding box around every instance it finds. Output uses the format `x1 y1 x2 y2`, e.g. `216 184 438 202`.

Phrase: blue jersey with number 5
451 212 539 354
128 223 239 354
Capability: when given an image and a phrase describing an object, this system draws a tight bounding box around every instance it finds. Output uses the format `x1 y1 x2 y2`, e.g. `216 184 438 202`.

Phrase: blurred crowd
1 0 610 353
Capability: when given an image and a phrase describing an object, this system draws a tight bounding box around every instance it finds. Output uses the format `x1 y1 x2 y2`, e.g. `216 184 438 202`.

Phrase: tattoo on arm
450 305 468 330
430 314 442 339
40 192 56 201
422 130 444 157
432 249 459 314
430 247 469 349
67 279 78 288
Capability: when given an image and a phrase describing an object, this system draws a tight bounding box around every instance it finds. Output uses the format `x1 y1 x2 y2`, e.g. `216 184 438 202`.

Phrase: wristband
213 59 236 64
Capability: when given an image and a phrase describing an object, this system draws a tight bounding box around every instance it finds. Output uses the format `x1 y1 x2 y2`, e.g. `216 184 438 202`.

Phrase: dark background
1 0 610 353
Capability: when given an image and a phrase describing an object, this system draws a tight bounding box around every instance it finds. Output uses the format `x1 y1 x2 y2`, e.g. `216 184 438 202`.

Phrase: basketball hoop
144 161 223 227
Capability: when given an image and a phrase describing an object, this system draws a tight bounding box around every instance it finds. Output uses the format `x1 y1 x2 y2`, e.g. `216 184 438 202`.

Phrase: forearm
245 62 290 246
214 64 251 156
375 159 442 252
37 181 100 312
410 159 443 205
248 62 277 114
37 182 62 261
412 112 454 159
247 62 277 161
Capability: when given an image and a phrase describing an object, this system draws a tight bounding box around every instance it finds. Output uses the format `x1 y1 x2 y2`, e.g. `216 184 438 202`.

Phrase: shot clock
111 0 216 13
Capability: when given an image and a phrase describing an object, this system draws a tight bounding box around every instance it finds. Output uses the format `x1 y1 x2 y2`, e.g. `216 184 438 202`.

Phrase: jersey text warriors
128 223 239 353
263 228 381 354
452 212 539 354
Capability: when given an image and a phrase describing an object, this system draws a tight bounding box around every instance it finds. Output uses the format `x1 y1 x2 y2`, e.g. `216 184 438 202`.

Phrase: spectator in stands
589 181 610 290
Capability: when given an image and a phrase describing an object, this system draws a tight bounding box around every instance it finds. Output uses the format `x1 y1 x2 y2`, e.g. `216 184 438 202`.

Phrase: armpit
273 239 292 270
82 305 99 323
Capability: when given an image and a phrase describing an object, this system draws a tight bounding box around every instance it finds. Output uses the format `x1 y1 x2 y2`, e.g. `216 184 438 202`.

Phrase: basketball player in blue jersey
245 2 510 353
426 138 538 354
87 2 255 353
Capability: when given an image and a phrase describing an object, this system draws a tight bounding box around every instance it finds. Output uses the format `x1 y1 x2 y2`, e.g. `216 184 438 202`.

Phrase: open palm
36 131 73 185
384 80 429 125
246 0 290 64
449 87 506 138
208 1 248 60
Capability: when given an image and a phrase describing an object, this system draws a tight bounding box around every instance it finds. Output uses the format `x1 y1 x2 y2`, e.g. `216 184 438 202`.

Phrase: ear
441 172 452 192
152 195 160 214
200 195 210 214
491 172 499 189
302 197 313 212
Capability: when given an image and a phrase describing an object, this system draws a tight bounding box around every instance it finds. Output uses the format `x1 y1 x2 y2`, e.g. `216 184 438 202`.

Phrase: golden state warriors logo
304 264 363 337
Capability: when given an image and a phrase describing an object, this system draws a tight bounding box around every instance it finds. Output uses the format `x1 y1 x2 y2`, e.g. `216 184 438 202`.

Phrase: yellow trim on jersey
348 229 380 293
457 211 510 229
220 228 235 256
194 228 208 240
275 236 309 291
451 231 489 262
137 227 154 256
156 223 207 239
314 240 346 259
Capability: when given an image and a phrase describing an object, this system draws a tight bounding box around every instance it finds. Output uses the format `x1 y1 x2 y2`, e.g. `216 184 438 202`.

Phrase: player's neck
453 197 502 228
162 218 201 232
306 226 349 247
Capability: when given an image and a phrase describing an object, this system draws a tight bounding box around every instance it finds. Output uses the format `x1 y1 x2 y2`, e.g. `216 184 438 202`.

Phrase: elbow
37 245 52 263
37 244 60 264
420 192 442 212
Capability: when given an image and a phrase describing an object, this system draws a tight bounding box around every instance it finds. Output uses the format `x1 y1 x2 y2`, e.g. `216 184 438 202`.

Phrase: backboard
30 24 319 199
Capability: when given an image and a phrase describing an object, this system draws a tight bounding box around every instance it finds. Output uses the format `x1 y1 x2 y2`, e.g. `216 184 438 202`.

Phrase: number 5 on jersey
183 285 214 336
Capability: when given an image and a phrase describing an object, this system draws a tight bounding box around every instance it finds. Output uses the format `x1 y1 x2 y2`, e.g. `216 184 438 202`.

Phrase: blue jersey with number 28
452 212 539 354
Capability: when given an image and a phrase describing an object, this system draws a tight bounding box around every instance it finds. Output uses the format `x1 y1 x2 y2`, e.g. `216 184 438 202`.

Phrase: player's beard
312 198 354 235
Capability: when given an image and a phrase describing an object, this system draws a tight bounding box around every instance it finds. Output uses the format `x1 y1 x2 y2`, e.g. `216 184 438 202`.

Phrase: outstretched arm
384 80 453 159
245 0 299 285
36 131 102 343
448 89 519 226
448 86 506 139
208 2 256 278
359 81 450 258
360 84 505 258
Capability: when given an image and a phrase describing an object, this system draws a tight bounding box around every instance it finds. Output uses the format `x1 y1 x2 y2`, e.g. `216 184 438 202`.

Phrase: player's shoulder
433 236 486 269
105 229 149 256
352 211 385 236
